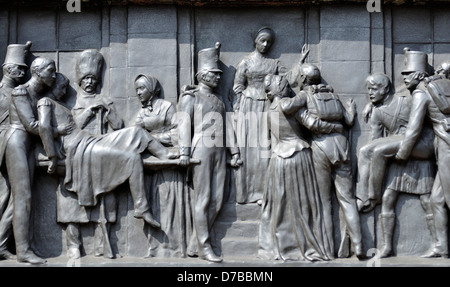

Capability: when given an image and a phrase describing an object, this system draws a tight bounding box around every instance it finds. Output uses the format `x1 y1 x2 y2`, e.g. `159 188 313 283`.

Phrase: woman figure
233 27 308 203
132 74 193 258
258 74 337 261
37 73 177 258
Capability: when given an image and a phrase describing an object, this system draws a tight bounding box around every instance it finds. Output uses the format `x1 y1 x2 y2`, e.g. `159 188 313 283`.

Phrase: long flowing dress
233 51 288 203
36 97 163 217
258 96 332 261
134 97 193 258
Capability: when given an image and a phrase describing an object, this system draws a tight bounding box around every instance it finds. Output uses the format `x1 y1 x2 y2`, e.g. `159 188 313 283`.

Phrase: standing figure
258 74 342 261
297 63 365 259
132 74 192 258
5 57 56 264
0 42 31 260
357 66 436 257
396 53 450 258
232 27 307 204
69 49 123 259
178 43 242 262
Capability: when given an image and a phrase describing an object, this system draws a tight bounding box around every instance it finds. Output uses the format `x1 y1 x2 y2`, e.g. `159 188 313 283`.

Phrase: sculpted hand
333 123 344 134
300 44 310 63
179 155 190 167
230 154 243 167
346 98 357 115
56 123 74 136
47 156 57 174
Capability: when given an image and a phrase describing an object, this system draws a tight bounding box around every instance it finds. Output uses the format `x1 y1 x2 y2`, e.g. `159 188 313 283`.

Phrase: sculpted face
80 75 98 94
402 72 420 91
39 63 57 88
367 82 387 105
255 32 274 54
202 71 221 89
54 81 68 101
366 74 390 105
135 77 154 105
6 64 27 84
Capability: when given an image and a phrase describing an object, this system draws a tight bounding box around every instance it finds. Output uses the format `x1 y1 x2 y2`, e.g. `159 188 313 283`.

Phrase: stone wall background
0 1 449 259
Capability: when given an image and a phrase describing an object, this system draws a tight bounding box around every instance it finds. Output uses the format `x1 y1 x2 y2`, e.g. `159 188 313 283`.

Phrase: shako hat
402 47 428 74
196 42 222 76
3 41 32 67
75 49 104 85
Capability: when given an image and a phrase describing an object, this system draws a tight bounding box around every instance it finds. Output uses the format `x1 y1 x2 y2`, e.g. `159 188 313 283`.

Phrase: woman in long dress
132 74 193 258
233 27 307 203
258 74 336 261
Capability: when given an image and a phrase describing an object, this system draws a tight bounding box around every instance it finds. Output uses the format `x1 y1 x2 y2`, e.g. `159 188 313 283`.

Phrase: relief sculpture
0 22 449 266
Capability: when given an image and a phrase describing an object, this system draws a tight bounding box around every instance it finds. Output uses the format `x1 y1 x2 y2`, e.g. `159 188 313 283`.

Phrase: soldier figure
5 57 56 264
396 52 450 258
0 42 31 260
178 43 242 262
297 63 365 259
357 50 436 258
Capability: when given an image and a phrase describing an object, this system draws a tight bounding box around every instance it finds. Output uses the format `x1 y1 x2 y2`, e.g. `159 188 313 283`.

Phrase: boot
0 248 15 260
135 211 161 229
354 241 368 260
379 213 395 258
422 214 448 258
17 249 46 265
148 139 178 160
199 245 222 263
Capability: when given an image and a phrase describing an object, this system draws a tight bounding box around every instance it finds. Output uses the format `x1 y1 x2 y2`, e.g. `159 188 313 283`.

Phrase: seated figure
37 73 178 233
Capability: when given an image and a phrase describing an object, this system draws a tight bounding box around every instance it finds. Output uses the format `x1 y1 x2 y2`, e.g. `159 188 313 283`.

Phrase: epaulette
11 85 27 97
181 85 198 97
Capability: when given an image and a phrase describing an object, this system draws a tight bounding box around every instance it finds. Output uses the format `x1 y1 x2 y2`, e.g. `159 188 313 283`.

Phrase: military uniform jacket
178 88 239 156
397 82 450 159
305 90 352 164
370 91 411 140
0 82 14 163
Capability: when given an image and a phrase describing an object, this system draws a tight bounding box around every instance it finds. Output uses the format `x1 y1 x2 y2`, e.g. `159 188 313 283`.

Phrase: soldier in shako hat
178 42 241 263
0 41 32 260
396 48 450 259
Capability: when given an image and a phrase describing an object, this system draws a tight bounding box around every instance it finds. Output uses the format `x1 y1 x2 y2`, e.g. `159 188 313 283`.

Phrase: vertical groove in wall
175 5 180 96
369 12 372 74
304 6 308 62
317 7 320 70
124 4 130 256
56 7 60 71
430 7 435 68
191 6 196 86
